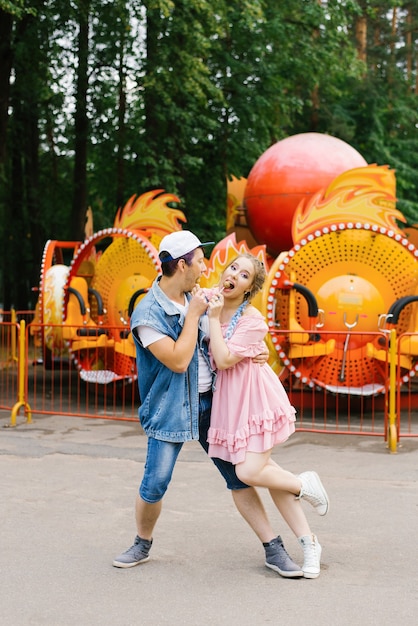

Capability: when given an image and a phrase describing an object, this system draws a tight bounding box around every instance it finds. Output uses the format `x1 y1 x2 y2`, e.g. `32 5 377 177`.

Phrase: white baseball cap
158 230 214 262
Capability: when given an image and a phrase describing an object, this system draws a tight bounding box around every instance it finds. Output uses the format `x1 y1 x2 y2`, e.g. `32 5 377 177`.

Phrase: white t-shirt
136 297 212 393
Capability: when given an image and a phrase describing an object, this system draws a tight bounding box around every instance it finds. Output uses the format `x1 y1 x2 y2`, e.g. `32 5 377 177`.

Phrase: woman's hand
207 292 224 319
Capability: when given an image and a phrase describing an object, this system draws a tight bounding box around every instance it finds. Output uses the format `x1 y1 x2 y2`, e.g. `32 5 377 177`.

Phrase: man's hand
189 286 210 317
252 342 269 366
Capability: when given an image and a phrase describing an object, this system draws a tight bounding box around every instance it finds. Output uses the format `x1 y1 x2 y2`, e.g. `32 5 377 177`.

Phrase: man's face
184 248 206 290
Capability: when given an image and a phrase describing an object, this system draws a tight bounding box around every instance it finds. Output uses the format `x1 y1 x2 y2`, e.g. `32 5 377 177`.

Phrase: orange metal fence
1 311 418 451
0 317 19 414
272 328 391 441
0 311 139 424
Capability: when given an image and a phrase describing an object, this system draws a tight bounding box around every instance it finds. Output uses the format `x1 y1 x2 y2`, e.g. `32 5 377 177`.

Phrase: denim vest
130 277 214 442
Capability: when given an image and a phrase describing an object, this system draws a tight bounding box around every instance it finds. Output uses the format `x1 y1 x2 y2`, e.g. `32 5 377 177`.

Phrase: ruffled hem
207 406 296 464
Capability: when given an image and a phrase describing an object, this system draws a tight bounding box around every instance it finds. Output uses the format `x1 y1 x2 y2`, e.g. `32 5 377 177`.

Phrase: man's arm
147 291 208 373
253 342 269 365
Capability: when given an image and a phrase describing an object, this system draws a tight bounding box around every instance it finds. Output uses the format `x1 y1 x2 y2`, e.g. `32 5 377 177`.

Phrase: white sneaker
297 471 329 515
298 534 322 579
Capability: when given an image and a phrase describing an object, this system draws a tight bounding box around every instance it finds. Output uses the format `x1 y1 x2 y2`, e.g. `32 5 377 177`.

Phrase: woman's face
221 257 255 299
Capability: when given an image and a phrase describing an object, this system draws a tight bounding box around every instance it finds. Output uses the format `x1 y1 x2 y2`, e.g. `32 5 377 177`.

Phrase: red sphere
244 133 367 256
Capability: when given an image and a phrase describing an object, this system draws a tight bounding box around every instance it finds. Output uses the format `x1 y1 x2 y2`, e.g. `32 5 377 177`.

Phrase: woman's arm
208 297 268 370
208 316 243 370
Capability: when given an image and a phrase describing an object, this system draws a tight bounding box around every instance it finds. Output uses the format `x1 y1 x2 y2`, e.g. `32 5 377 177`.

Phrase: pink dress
207 314 296 464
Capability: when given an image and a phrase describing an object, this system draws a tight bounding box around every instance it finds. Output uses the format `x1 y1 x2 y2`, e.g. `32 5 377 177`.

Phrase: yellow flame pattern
292 165 405 243
113 189 186 236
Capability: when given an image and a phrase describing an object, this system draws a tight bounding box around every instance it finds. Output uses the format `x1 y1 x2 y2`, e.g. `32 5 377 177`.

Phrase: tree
320 1 418 224
71 0 91 241
5 3 45 308
0 10 13 174
1 0 417 308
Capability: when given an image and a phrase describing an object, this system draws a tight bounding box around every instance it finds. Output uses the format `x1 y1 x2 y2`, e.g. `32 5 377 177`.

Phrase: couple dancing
113 231 329 579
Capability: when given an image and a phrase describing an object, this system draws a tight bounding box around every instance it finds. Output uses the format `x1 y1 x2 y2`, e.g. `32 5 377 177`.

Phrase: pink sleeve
226 315 268 358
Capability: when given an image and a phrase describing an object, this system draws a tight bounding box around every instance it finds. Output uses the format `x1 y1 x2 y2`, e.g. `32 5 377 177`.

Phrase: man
112 231 323 576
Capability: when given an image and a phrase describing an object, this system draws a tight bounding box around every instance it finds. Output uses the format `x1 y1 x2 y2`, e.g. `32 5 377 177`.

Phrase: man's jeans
139 391 248 503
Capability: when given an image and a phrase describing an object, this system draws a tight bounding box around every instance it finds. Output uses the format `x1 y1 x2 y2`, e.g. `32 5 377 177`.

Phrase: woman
206 253 329 579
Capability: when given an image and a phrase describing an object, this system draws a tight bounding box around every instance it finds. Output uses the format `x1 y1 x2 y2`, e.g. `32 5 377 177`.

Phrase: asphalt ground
1 410 418 626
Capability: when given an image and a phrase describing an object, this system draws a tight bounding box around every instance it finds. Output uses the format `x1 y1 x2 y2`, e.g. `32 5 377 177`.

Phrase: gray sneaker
112 535 152 568
297 471 329 516
264 536 303 578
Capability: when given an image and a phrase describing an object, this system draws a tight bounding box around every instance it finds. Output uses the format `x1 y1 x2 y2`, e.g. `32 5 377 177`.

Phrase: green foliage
1 0 418 306
0 0 36 18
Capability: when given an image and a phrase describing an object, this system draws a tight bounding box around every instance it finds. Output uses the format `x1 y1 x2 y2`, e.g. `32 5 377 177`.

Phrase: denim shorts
139 390 249 503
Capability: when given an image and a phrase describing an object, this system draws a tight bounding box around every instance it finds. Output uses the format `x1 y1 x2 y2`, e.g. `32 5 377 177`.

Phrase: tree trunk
309 0 322 130
5 14 44 309
116 31 127 209
405 4 413 87
355 16 367 63
0 10 13 174
143 6 161 186
416 57 418 95
71 1 90 241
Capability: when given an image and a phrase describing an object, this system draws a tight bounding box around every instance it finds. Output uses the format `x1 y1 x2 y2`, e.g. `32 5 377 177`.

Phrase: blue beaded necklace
225 300 249 340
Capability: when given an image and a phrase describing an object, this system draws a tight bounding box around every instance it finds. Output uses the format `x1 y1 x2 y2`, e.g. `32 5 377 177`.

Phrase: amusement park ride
30 133 418 396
